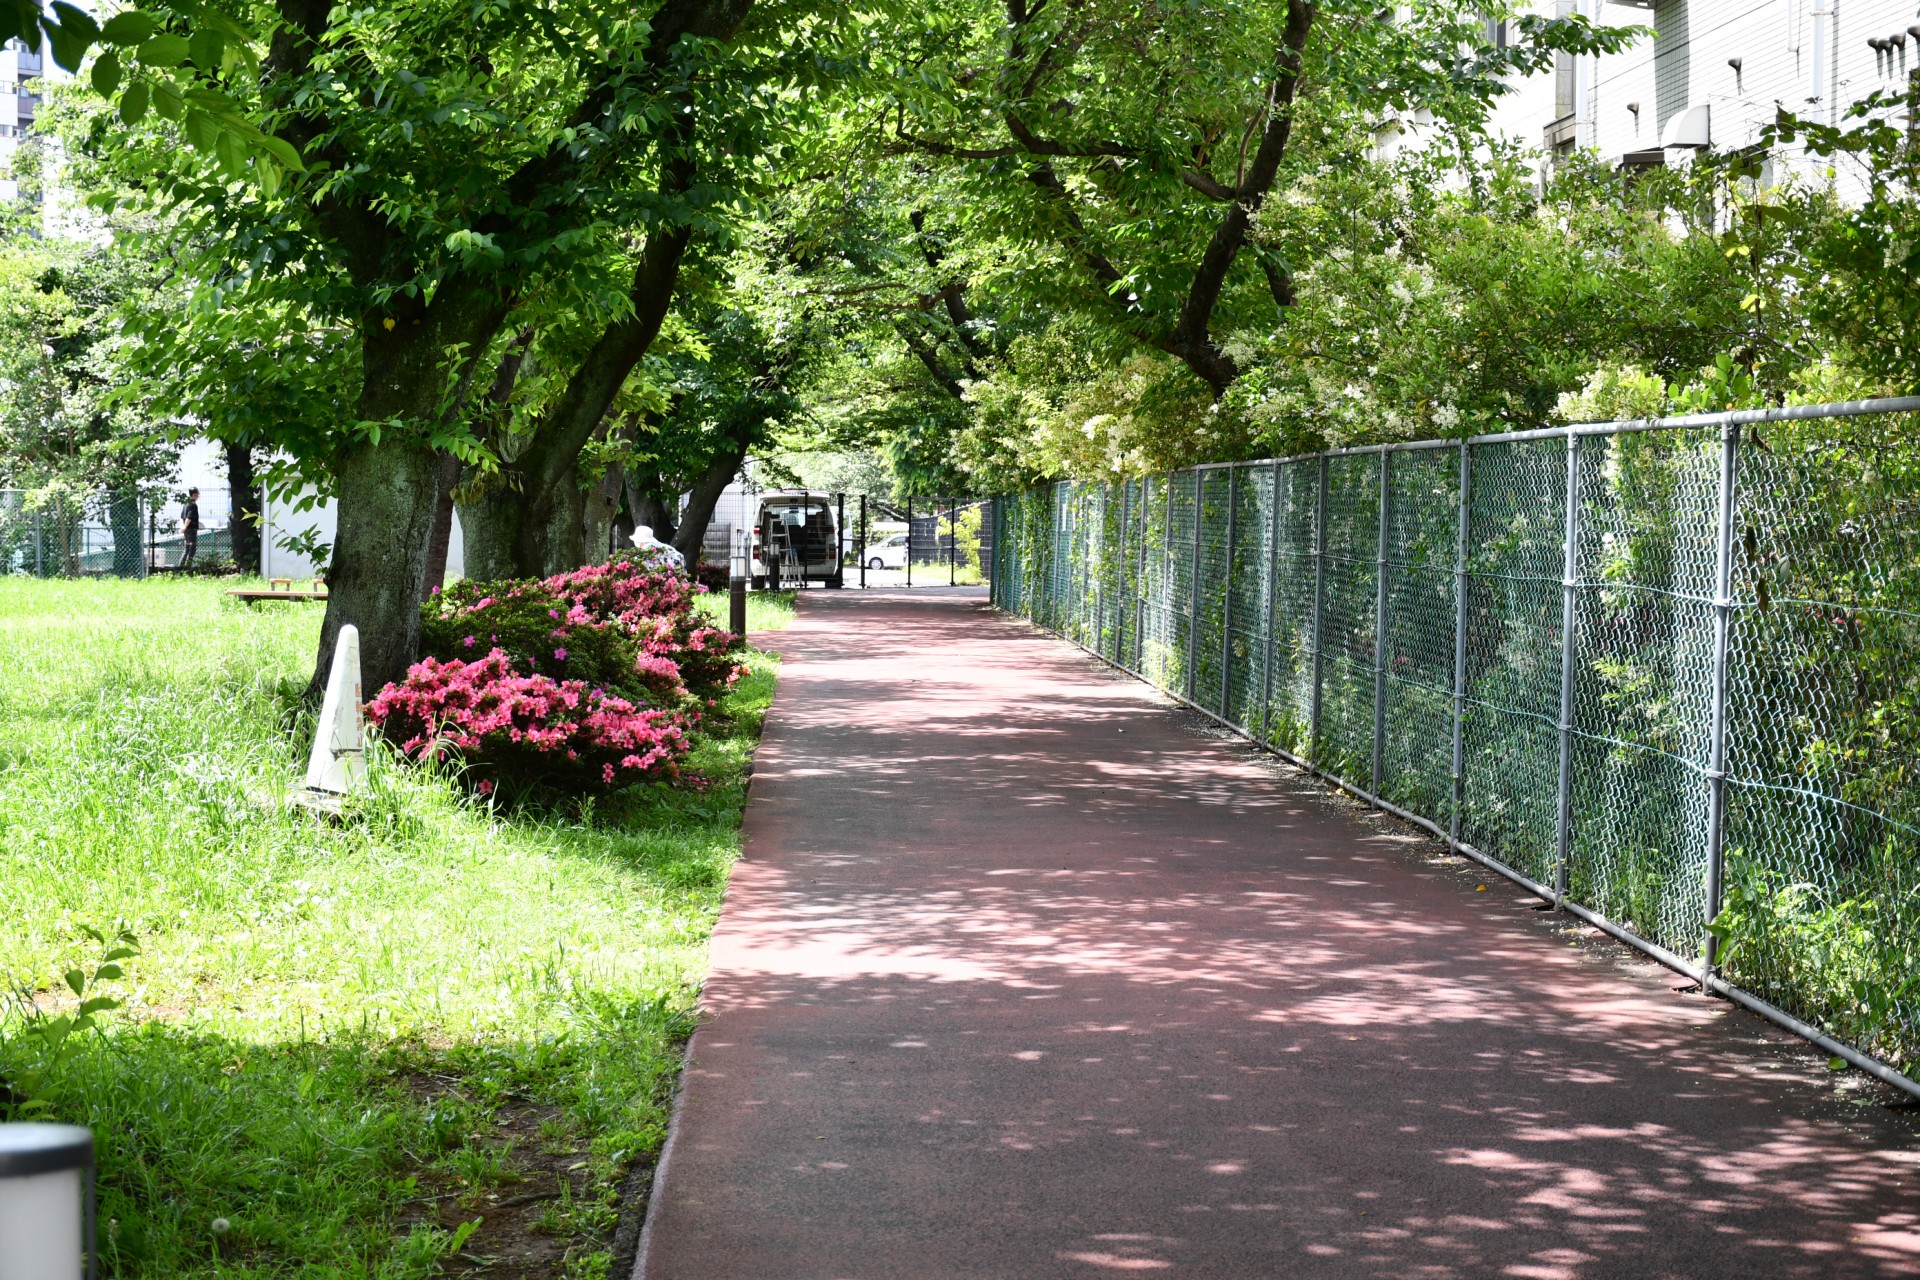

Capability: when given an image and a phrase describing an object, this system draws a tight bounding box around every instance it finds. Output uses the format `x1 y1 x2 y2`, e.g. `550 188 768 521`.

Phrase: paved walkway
638 589 1920 1280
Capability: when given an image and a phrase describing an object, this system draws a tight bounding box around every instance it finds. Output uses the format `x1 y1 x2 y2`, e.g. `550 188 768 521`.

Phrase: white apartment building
0 38 44 201
1480 0 1920 185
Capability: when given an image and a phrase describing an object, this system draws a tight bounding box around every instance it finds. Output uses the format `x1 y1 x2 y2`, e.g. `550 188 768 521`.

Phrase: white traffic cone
304 623 367 796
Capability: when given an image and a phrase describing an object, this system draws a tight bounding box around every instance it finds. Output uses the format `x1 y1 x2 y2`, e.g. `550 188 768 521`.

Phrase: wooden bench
229 578 329 603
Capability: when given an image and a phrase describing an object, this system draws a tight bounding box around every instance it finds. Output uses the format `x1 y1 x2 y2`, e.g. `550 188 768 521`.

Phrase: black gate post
949 497 957 586
906 496 913 589
859 494 867 588
836 491 845 588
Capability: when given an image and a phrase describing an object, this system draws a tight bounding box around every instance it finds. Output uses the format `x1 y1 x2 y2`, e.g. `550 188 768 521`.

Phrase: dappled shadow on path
645 590 1920 1280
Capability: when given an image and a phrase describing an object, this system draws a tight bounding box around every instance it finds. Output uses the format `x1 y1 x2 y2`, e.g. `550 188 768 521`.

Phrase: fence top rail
1000 395 1920 494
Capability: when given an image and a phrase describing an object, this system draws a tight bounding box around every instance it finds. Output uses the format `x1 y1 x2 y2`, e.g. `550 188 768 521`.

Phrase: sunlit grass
0 576 783 1277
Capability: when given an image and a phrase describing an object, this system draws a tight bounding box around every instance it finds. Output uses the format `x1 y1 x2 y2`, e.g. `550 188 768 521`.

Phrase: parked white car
861 533 909 570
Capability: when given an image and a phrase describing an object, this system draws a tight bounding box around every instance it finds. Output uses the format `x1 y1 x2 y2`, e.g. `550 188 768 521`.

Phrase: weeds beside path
0 577 790 1278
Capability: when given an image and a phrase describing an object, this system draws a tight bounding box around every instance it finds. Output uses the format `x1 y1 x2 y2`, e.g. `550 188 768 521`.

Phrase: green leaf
184 109 218 153
188 27 223 71
64 968 86 997
153 77 184 121
137 33 190 67
1828 1056 1849 1071
0 2 31 48
257 156 282 198
256 133 306 173
101 11 158 45
214 127 249 178
45 10 97 72
78 997 119 1016
49 3 98 43
90 47 122 95
103 945 138 962
118 79 149 124
94 962 123 980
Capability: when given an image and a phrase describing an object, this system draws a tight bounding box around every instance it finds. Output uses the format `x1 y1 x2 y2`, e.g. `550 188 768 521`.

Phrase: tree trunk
670 426 754 565
224 440 263 573
627 479 677 543
421 451 461 599
455 486 524 584
315 436 444 697
311 292 507 697
583 463 624 565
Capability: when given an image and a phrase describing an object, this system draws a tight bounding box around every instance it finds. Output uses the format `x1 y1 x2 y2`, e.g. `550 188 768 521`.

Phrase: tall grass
0 577 782 1277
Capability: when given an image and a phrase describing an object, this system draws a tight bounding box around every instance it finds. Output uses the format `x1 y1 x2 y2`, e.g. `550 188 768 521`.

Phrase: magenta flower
555 647 568 661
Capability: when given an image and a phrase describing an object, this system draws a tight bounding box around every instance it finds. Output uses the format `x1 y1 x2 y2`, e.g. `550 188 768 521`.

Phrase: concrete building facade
1478 0 1920 185
0 38 43 201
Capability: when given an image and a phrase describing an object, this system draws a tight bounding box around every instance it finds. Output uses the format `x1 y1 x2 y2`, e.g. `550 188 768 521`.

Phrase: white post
305 624 367 795
0 1123 92 1280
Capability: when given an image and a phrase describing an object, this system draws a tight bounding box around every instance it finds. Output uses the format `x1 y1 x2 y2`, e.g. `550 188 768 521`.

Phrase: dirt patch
395 1071 652 1279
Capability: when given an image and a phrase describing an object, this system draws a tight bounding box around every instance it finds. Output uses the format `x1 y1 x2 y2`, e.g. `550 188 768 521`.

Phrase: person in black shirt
180 488 200 567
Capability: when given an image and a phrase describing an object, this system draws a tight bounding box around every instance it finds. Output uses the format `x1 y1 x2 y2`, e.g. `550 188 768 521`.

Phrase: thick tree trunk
535 480 592 577
224 440 263 573
583 464 624 566
421 451 461 599
315 437 443 697
455 486 524 584
311 292 507 697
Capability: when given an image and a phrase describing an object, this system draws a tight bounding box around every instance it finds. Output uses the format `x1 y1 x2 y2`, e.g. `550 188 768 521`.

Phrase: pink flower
555 647 568 661
463 635 475 648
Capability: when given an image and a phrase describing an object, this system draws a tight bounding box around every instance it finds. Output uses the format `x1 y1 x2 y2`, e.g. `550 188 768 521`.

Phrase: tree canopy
4 0 1918 686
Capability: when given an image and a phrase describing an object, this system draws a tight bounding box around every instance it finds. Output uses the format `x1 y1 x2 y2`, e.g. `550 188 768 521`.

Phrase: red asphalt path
637 588 1920 1280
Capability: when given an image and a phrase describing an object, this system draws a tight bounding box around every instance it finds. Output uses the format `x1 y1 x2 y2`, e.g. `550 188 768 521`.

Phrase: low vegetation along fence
992 397 1920 1091
1 488 234 576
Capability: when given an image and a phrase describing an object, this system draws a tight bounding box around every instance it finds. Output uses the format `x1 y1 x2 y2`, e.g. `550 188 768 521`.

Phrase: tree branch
1168 0 1315 394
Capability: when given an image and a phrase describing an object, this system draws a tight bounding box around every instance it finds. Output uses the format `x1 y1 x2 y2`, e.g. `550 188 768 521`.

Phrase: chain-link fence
992 398 1920 1094
1 488 237 577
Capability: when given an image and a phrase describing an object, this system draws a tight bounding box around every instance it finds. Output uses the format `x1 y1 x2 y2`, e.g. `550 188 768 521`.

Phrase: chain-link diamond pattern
1381 447 1460 825
1226 465 1271 734
994 408 1920 1076
1567 428 1720 956
1318 454 1381 790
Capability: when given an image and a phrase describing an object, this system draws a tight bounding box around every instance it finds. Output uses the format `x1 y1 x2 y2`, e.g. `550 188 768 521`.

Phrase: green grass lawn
0 577 792 1278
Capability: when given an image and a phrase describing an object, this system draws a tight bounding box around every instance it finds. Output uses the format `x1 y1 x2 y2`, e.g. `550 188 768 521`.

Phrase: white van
753 492 843 588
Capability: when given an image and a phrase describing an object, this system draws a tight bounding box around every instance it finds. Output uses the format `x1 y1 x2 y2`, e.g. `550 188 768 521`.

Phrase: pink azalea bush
366 651 692 789
372 552 745 795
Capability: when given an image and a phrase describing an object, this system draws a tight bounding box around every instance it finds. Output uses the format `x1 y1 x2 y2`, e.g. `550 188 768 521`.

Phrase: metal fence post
1309 456 1329 762
1262 461 1281 744
1117 481 1130 666
1372 450 1392 796
1702 421 1740 982
1128 477 1144 675
1221 467 1239 719
1098 487 1113 656
33 508 43 576
1450 442 1473 849
905 495 913 589
1186 471 1203 702
860 494 869 590
1554 431 1582 905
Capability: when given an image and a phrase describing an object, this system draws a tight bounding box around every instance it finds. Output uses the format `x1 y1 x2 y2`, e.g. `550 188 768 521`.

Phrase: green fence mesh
991 408 1920 1080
